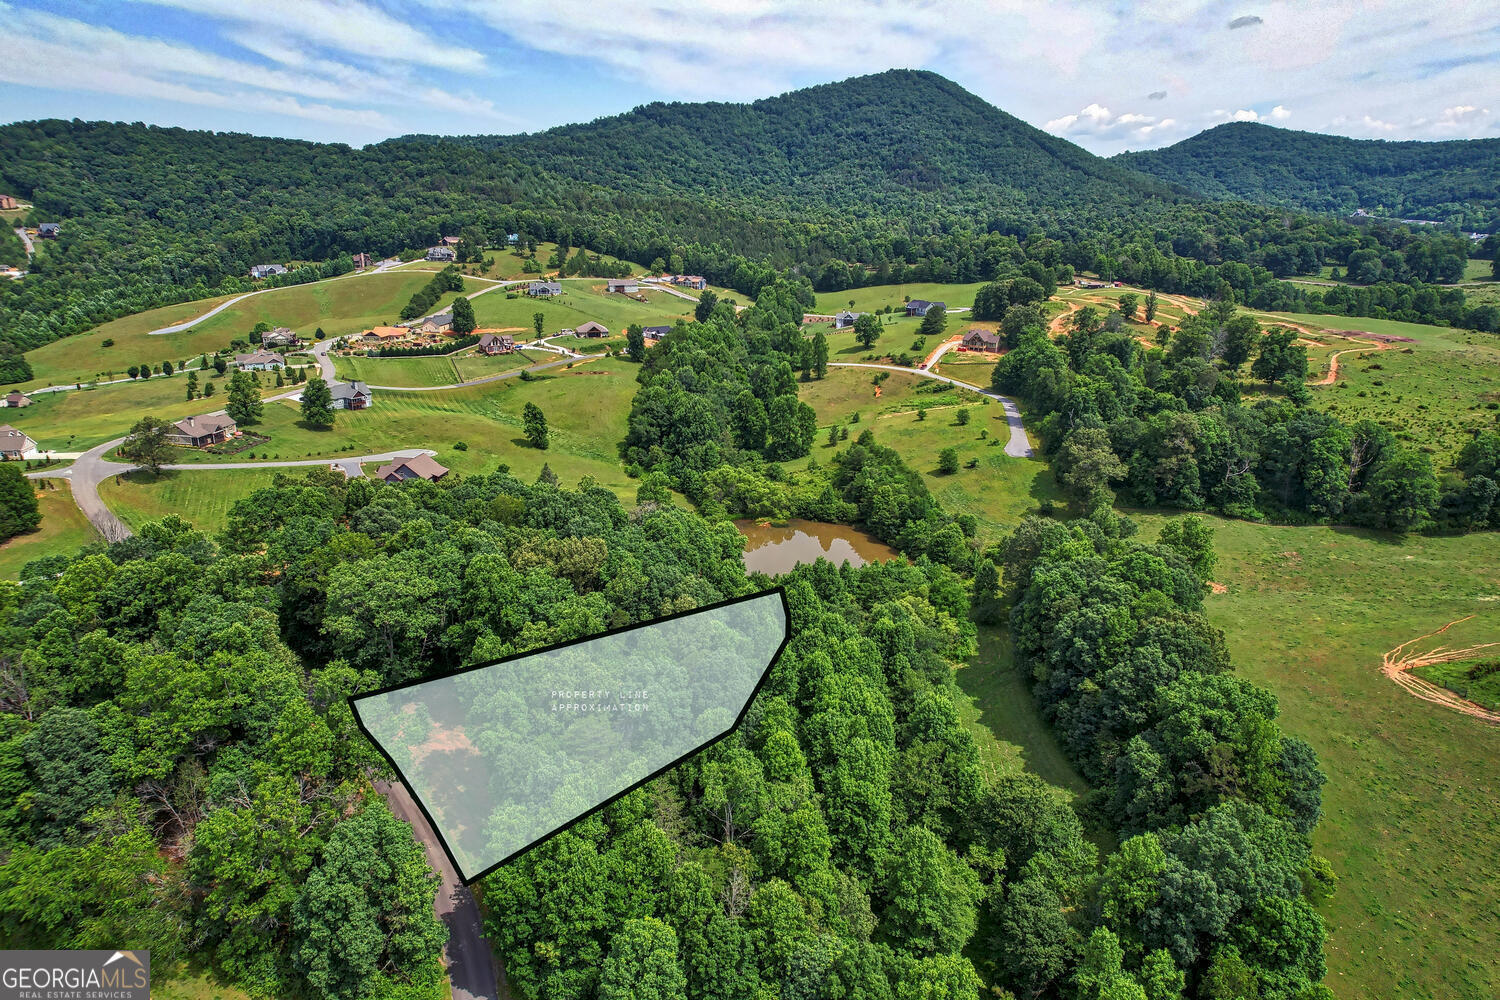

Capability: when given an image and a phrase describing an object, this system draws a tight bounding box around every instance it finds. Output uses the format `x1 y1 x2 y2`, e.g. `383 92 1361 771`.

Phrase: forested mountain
1116 123 1500 230
2 72 1495 365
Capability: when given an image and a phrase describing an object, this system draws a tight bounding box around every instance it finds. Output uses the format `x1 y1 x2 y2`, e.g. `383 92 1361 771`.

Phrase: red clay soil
1310 334 1394 387
1380 617 1500 724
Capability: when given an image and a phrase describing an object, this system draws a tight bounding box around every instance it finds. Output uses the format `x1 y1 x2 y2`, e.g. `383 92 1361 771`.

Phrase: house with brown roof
0 195 18 211
575 321 609 337
606 278 639 294
235 350 285 370
167 413 237 448
260 326 299 348
4 391 33 408
477 332 515 355
440 235 461 246
672 275 707 290
375 454 449 483
962 329 1003 352
361 326 408 345
351 252 372 269
0 425 34 459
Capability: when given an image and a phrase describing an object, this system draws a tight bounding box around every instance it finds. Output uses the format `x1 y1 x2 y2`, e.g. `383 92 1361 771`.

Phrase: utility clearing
1381 617 1500 724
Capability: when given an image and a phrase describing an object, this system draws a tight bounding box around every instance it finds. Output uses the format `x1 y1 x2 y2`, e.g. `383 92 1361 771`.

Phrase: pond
735 518 900 575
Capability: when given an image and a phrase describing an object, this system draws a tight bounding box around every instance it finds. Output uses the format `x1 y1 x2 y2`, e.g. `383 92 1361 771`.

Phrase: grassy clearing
1411 658 1500 713
2 372 290 452
812 281 987 314
470 279 694 336
99 468 283 532
20 271 486 389
1128 512 1500 1000
1462 258 1494 281
332 354 462 388
0 484 99 577
451 349 546 381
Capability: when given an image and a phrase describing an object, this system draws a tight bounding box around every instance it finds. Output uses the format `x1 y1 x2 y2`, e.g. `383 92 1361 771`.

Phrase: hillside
1116 122 1500 230
395 70 1186 223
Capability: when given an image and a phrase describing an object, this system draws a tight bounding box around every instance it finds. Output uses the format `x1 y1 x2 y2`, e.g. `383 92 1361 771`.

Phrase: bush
453 442 469 451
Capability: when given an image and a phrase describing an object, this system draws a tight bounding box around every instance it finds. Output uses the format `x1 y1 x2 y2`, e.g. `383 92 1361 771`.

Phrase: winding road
829 362 1033 457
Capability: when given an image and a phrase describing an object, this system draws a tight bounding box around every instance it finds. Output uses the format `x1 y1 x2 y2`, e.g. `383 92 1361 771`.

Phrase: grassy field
2 371 291 452
1412 658 1500 713
0 484 99 577
19 270 487 389
1127 513 1500 1000
813 281 987 314
332 354 463 388
99 468 283 532
1462 258 1495 281
470 279 695 337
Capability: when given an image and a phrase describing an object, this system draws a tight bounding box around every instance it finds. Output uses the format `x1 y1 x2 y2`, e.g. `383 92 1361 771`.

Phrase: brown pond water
735 519 900 575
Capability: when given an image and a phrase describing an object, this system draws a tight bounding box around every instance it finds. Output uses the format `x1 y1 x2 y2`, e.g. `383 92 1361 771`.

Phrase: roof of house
5 391 32 404
235 350 283 365
330 380 371 401
835 310 859 319
478 332 514 347
425 311 453 326
37 222 59 233
0 424 31 450
576 321 609 334
529 281 563 293
607 278 637 286
376 454 450 481
643 325 671 336
929 301 947 310
441 235 461 245
172 413 236 437
364 326 407 339
964 329 1002 346
907 299 931 309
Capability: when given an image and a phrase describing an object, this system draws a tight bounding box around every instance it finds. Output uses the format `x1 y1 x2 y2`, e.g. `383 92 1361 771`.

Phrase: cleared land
99 468 282 532
19 270 487 389
470 279 695 335
0 484 99 577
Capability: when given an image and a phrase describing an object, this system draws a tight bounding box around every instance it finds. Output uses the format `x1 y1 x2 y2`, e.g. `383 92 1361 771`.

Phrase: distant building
642 325 672 343
477 332 515 355
166 413 236 448
351 252 372 269
0 195 18 210
426 246 457 262
0 425 34 459
422 311 453 333
3 391 32 408
606 278 639 294
260 326 299 348
235 350 285 370
905 299 944 317
962 329 1003 352
506 233 520 244
361 326 408 344
330 381 372 410
250 263 287 279
36 222 60 239
833 310 860 329
575 321 609 337
528 281 563 297
440 235 461 246
375 454 450 483
671 275 707 290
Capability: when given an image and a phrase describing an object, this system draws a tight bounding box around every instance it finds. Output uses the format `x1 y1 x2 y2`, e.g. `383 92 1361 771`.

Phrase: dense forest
3 71 1496 370
1116 123 1500 231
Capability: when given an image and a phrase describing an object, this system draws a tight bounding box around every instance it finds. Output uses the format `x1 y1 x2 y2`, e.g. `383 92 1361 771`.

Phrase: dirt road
1380 617 1500 725
829 362 1033 457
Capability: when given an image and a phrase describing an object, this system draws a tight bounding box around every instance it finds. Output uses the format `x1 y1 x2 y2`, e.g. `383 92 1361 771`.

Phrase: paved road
14 228 34 259
377 780 508 1000
143 257 404 336
829 362 1034 457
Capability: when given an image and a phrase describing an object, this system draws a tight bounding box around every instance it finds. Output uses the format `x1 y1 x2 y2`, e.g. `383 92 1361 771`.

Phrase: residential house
506 233 520 244
575 321 610 337
0 425 34 459
426 246 457 262
250 263 287 279
0 195 17 210
36 223 60 239
166 413 236 448
528 281 563 297
361 326 408 345
3 391 33 408
477 333 516 355
330 381 373 410
833 310 860 329
672 275 707 290
441 235 461 246
606 278 639 294
905 299 944 317
642 325 671 343
421 311 453 334
375 454 450 483
962 329 1003 352
235 350 286 370
260 326 299 348
351 252 372 269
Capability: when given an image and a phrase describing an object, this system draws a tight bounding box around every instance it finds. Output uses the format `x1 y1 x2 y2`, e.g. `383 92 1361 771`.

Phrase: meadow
469 279 695 336
18 270 488 389
0 483 99 577
332 348 548 388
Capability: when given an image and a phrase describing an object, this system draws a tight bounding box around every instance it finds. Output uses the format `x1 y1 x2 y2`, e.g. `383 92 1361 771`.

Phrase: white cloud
1045 103 1179 141
1271 104 1292 119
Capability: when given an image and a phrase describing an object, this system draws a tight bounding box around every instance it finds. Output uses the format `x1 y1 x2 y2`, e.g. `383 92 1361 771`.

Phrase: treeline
995 303 1494 533
398 265 464 321
973 512 1332 998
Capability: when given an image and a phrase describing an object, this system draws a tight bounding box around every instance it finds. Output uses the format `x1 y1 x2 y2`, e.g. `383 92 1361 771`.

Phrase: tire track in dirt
1381 617 1500 725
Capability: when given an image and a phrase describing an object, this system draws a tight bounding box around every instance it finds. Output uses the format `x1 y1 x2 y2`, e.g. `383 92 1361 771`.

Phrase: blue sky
0 0 1496 154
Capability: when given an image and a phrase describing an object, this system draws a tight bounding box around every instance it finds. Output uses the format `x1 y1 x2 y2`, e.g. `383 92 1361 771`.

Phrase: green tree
919 304 948 337
938 447 960 475
812 329 829 378
880 826 980 955
853 312 881 350
185 370 198 400
451 295 476 336
300 377 335 429
1055 427 1125 500
695 290 719 323
161 360 174 376
627 324 646 362
533 311 545 338
0 463 40 540
1145 290 1159 322
1158 515 1217 584
1118 292 1140 321
599 917 688 1000
119 415 173 474
523 402 549 449
956 408 970 425
226 370 263 425
1250 327 1308 390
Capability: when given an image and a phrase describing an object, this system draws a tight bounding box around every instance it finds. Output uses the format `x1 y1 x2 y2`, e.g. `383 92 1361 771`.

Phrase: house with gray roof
0 424 34 459
250 263 287 279
528 281 563 297
330 381 372 410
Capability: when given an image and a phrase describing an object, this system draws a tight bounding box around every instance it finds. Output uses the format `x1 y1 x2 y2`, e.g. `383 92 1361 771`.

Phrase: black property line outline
349 586 791 885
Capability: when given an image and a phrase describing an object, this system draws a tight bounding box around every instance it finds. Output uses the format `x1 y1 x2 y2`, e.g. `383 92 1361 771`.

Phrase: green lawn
1462 258 1495 281
470 279 694 337
99 468 283 532
333 354 463 388
451 349 547 381
20 270 487 389
2 371 290 452
1129 513 1500 1000
0 484 99 577
813 281 987 314
1412 658 1500 713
